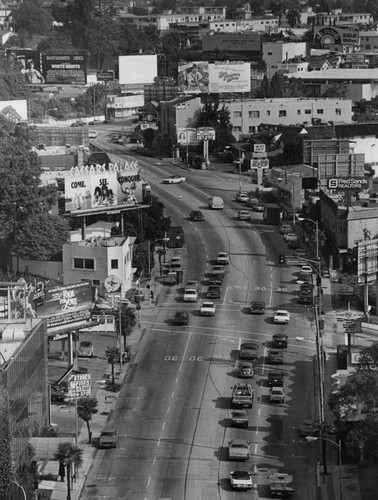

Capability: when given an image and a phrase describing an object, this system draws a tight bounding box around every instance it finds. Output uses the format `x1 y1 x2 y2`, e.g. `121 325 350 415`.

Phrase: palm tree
77 397 98 444
105 346 120 388
54 442 83 500
114 305 137 351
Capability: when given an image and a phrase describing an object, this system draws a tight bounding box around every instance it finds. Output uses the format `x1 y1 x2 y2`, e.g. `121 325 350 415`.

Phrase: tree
322 83 348 98
286 8 300 28
77 397 98 444
54 442 83 500
0 53 29 100
105 346 120 388
13 0 54 36
83 14 120 69
114 305 137 351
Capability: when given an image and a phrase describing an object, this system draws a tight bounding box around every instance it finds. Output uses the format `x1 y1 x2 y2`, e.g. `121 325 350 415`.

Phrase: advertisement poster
177 128 200 145
6 49 44 85
313 26 359 46
208 61 251 93
42 54 87 85
178 61 209 94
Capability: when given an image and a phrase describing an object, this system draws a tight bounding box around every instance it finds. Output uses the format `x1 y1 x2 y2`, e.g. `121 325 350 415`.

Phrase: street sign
250 159 269 168
254 144 266 153
286 256 308 266
68 373 91 399
332 283 354 296
252 152 268 158
343 319 361 333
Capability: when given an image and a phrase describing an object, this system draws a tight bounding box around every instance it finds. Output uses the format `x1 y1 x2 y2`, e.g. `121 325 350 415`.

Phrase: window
305 109 311 114
234 111 242 118
335 108 341 116
111 259 118 269
366 44 371 49
316 109 324 115
248 126 255 132
267 52 272 55
234 126 242 132
267 110 271 116
297 109 301 115
73 258 95 270
93 279 100 286
279 110 287 117
249 110 260 118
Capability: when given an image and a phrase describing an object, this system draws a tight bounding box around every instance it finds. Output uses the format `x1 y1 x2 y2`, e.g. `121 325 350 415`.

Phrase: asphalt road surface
81 146 321 499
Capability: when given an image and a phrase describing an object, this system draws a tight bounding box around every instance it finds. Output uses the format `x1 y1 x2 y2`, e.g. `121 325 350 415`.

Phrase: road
81 135 321 499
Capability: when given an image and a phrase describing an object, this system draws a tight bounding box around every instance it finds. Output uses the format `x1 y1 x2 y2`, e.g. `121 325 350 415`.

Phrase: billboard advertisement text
42 54 87 85
313 26 359 46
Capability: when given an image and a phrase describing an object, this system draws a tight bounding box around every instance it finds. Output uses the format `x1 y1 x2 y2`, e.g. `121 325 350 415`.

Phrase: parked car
228 439 250 461
78 341 94 358
299 419 318 437
268 371 284 387
229 470 253 490
230 409 249 427
273 310 290 324
272 333 288 348
250 301 265 314
217 252 229 265
183 289 198 302
235 192 250 203
267 349 284 364
190 210 204 221
200 301 216 316
238 210 251 221
297 273 312 285
185 280 199 292
170 257 182 269
298 292 313 304
300 265 313 275
173 311 189 325
238 362 254 378
162 175 186 184
240 342 258 360
253 203 265 212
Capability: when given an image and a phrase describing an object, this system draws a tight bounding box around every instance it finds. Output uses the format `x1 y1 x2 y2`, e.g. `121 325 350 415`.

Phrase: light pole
147 235 170 277
306 436 343 500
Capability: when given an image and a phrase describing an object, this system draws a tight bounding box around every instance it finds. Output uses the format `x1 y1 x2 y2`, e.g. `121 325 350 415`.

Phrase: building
159 96 202 142
334 122 378 165
0 303 48 471
308 10 373 27
63 235 135 298
268 60 309 79
359 31 378 52
224 98 352 140
202 32 262 62
262 41 308 66
205 15 278 34
157 6 227 33
289 68 378 102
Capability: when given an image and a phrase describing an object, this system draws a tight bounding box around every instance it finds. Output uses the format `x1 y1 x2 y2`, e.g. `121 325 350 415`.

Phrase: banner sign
42 54 87 85
196 127 216 141
68 373 91 398
327 177 368 190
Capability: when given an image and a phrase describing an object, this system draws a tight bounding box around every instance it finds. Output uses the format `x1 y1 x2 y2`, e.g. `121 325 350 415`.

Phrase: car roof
241 343 258 348
231 470 250 478
276 309 288 314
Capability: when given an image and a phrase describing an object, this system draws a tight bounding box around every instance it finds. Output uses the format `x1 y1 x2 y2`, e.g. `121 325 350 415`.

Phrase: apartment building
359 31 378 52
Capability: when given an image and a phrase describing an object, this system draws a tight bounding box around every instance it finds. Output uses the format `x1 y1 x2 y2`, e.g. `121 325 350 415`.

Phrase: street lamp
147 235 170 277
306 436 343 500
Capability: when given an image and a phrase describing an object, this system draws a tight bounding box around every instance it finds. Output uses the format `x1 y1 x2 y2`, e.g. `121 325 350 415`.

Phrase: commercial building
202 32 262 61
205 16 278 34
263 41 308 65
159 96 202 141
359 31 378 52
157 6 227 32
308 10 373 26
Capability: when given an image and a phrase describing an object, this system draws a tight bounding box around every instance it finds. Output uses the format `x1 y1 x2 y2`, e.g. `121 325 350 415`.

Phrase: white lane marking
157 439 160 447
262 344 267 375
171 391 175 398
179 331 192 371
167 406 170 414
153 456 156 465
162 422 166 430
147 476 151 487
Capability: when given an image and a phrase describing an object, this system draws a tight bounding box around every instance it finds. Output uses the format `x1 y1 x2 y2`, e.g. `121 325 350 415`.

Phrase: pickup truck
268 472 294 497
228 439 250 460
232 383 254 408
97 429 118 449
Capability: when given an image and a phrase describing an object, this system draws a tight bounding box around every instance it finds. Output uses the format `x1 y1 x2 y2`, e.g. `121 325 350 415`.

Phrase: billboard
65 161 144 213
326 177 368 190
208 61 251 93
0 99 28 122
178 61 209 93
119 55 158 85
42 54 87 85
6 49 44 84
357 238 378 285
177 128 200 145
313 26 359 46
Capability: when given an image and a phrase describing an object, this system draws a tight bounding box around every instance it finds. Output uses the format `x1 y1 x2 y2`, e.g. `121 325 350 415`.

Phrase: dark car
272 334 288 348
51 385 67 403
250 301 265 314
190 210 204 221
268 371 284 387
207 285 222 298
240 343 258 360
208 278 222 287
173 311 189 325
298 292 313 304
267 349 284 364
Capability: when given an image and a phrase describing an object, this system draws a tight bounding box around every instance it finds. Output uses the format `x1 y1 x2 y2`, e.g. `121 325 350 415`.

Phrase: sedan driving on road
272 333 288 348
268 371 284 387
240 342 258 360
273 310 290 324
200 302 216 316
162 175 186 184
250 301 265 314
78 341 94 358
238 362 254 378
229 470 253 490
216 252 229 265
238 210 251 221
235 192 249 203
267 349 284 364
190 210 204 221
230 409 249 427
183 289 198 302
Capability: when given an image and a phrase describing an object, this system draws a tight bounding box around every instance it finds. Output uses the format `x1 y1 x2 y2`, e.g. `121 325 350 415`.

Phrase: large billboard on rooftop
118 55 158 85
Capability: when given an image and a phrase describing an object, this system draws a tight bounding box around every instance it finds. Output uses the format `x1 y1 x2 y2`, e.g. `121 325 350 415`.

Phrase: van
208 196 224 210
89 130 97 138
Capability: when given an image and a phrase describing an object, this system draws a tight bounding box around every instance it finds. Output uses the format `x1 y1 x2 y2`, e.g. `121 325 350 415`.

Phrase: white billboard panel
208 61 251 93
357 238 378 284
0 99 28 121
177 128 200 145
119 55 158 85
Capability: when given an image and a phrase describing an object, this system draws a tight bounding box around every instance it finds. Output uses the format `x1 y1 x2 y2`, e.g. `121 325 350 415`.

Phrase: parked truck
268 472 294 497
232 383 254 408
263 203 281 225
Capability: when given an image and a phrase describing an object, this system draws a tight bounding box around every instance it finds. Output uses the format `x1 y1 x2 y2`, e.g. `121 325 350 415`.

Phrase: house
308 57 331 71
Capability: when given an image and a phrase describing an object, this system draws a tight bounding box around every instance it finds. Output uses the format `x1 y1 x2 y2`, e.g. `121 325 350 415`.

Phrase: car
190 210 204 221
183 289 198 302
173 311 189 325
78 341 94 358
89 119 101 125
273 310 290 324
238 210 251 220
210 265 226 279
270 386 285 403
235 192 249 203
272 333 288 348
200 301 216 316
208 278 222 287
216 252 229 265
299 419 318 437
253 203 265 212
300 283 313 293
228 439 250 460
230 409 249 427
207 285 221 299
240 342 258 360
170 257 182 269
51 385 67 403
250 301 265 314
267 349 284 364
268 371 284 387
162 175 186 184
283 232 298 242
185 280 199 292
238 362 254 378
280 224 293 234
298 292 313 304
300 265 313 274
70 121 86 127
297 273 312 285
229 470 253 490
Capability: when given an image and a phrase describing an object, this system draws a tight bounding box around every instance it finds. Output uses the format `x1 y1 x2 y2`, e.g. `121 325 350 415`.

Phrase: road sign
286 256 308 266
250 159 269 169
252 152 268 158
254 144 266 153
68 373 91 399
332 283 354 296
343 319 361 334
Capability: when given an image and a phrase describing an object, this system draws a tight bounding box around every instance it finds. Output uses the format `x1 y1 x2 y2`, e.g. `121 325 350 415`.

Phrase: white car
235 192 249 203
283 232 298 242
273 310 290 324
300 265 313 274
162 175 186 184
238 210 251 220
200 301 216 316
217 252 229 265
183 289 198 302
229 470 253 490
